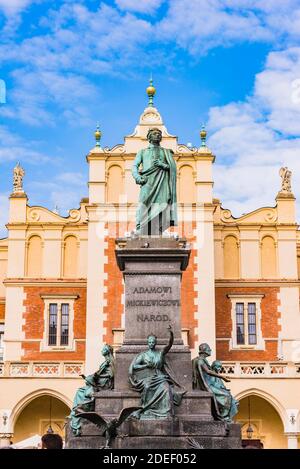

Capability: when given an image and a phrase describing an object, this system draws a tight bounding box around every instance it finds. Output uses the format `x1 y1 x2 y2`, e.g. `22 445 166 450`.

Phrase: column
5 193 28 361
85 206 107 374
194 204 216 358
193 150 216 358
285 433 298 449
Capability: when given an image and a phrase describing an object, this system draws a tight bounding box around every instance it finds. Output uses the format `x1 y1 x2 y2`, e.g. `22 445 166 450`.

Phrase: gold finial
94 122 102 147
200 124 207 146
146 77 156 107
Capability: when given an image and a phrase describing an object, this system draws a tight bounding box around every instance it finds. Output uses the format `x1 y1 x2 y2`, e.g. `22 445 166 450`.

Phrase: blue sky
1 0 300 237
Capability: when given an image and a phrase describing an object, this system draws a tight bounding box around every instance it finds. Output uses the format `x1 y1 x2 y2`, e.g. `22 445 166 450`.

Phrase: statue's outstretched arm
162 325 174 356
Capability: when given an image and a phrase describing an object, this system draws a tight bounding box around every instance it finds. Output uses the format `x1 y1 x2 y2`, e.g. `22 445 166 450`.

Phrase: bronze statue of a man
132 128 177 235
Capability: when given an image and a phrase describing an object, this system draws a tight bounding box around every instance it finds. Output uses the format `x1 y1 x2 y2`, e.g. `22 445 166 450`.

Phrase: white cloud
115 0 164 14
2 1 300 127
0 2 153 125
49 189 83 213
207 47 300 219
30 171 87 214
0 69 97 126
254 48 300 135
0 0 34 15
157 0 300 54
0 125 51 163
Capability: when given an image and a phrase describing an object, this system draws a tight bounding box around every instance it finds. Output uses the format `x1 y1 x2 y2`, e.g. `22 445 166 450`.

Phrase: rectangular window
48 304 58 346
60 303 69 346
229 295 264 350
236 303 245 344
42 296 77 351
234 301 259 347
248 303 257 345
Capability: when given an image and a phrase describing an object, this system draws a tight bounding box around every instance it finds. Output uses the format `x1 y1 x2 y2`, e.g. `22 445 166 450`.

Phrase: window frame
41 295 77 351
228 294 265 350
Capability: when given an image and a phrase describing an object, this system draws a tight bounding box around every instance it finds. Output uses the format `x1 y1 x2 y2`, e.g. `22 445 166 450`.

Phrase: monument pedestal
65 237 241 449
114 236 192 391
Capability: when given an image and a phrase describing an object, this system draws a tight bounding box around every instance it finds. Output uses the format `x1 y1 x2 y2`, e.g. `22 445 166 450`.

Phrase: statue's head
147 334 157 350
211 360 222 372
147 127 162 145
102 344 113 356
198 343 212 357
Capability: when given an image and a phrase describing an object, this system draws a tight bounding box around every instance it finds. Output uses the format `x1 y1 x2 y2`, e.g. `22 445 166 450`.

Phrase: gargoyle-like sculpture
75 406 141 448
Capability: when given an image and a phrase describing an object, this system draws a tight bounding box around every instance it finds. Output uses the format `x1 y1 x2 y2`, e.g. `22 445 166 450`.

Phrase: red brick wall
103 225 124 345
181 222 197 348
22 286 86 360
215 286 280 361
0 301 5 321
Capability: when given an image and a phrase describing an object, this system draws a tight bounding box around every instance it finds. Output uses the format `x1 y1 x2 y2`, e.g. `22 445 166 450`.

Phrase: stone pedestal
114 236 192 391
65 236 241 449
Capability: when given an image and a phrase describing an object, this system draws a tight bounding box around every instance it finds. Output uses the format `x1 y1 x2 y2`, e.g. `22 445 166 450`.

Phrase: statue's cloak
138 148 177 233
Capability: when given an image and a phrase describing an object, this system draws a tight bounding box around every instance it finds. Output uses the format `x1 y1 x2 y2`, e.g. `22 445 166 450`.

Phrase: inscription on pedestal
124 274 182 341
127 286 180 324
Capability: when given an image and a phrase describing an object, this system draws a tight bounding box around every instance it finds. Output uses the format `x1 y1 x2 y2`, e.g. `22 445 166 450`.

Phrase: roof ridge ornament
88 122 105 154
200 124 207 147
279 166 292 193
13 162 25 194
94 122 102 148
146 77 156 107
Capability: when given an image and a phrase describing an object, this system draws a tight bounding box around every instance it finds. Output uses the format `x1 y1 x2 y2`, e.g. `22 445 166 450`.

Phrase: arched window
63 236 78 278
26 235 42 277
261 236 277 278
223 235 239 278
107 165 124 203
179 165 195 203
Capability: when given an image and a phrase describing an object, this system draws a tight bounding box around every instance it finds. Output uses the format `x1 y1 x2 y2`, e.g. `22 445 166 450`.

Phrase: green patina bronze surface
70 344 115 436
192 343 238 422
132 128 177 235
129 325 185 419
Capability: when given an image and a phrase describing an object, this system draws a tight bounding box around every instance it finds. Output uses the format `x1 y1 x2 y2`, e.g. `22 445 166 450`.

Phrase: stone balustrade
221 361 300 378
0 361 84 378
1 360 300 379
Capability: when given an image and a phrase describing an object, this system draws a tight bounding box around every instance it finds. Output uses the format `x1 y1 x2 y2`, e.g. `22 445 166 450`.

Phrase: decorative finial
279 167 292 193
200 124 207 147
146 76 156 107
94 122 102 147
13 162 25 193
